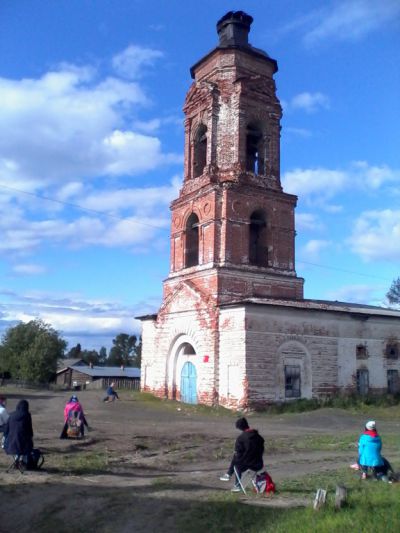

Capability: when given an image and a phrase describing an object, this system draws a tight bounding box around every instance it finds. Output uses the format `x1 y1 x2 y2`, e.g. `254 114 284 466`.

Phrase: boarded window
193 124 207 178
356 369 369 395
246 123 265 175
386 342 399 359
356 345 368 359
249 210 267 266
285 365 301 398
387 369 399 394
185 213 199 267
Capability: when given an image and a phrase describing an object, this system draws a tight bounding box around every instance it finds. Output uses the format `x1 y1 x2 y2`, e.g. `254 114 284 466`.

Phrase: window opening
193 124 207 178
387 369 399 394
185 213 199 267
246 124 264 175
386 342 399 359
249 210 266 266
356 345 368 359
285 365 301 398
356 369 369 395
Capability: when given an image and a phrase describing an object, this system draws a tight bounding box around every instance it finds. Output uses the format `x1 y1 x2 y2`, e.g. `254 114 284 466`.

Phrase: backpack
253 471 276 494
22 448 45 470
66 410 82 438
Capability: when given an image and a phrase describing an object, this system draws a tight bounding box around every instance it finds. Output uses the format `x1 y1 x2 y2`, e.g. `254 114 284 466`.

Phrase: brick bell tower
163 11 304 305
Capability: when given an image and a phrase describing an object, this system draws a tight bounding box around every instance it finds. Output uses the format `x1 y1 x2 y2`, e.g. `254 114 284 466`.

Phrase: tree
66 343 82 359
0 319 67 382
80 349 100 365
387 277 400 305
98 346 107 366
108 333 141 367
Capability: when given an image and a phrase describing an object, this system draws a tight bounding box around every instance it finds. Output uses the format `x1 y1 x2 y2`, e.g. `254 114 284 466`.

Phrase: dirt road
0 388 397 532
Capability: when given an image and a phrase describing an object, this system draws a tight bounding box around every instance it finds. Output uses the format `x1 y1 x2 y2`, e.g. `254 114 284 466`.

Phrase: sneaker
231 486 241 493
361 473 367 480
219 473 231 481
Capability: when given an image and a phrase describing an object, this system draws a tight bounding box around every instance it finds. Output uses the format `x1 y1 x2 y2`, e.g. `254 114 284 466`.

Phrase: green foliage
0 319 66 382
66 343 82 359
108 333 141 367
254 394 400 415
387 277 400 305
98 346 107 365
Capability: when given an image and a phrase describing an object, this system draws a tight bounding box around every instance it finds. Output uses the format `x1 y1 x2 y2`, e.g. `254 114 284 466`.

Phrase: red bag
253 471 276 494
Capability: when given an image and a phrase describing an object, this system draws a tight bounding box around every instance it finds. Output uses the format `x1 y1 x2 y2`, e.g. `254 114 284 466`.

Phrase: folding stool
233 466 265 495
6 455 25 473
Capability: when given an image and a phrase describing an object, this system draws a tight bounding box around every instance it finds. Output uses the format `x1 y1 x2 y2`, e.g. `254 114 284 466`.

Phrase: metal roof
57 366 140 378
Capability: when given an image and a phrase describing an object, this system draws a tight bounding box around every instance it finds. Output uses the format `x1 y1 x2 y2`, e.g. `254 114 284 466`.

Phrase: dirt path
0 388 396 532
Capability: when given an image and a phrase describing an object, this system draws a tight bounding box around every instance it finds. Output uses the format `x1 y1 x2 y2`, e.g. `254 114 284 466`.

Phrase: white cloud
325 283 387 305
284 127 312 138
112 45 164 79
0 289 158 350
302 239 331 258
12 263 47 276
81 176 181 214
296 213 321 231
283 167 346 199
290 92 330 113
282 162 400 205
352 160 400 189
348 209 400 262
0 59 179 190
303 0 400 45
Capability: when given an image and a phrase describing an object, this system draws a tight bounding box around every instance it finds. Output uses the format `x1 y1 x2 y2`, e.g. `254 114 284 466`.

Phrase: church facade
138 12 400 409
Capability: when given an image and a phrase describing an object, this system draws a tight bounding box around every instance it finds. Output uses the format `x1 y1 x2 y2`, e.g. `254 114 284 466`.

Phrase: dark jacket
234 429 264 470
4 400 34 455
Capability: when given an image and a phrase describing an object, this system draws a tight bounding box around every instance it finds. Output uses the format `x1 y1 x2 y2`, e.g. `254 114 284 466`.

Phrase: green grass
178 468 400 533
56 450 109 475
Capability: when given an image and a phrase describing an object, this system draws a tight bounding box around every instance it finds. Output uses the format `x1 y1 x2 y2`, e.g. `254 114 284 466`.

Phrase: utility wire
297 260 391 282
0 182 394 282
0 182 167 230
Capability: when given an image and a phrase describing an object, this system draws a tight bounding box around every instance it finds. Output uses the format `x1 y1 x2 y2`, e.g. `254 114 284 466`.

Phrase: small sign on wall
203 355 210 363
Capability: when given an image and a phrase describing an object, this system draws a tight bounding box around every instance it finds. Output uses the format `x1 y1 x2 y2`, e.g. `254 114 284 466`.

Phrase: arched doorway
166 335 198 403
180 361 197 404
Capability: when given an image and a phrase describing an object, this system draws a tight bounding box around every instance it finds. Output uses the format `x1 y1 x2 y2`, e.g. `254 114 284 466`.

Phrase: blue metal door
180 361 197 404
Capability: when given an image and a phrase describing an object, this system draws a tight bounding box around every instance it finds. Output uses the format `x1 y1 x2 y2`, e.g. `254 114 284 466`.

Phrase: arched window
249 210 266 266
185 213 199 267
246 123 265 175
193 124 207 177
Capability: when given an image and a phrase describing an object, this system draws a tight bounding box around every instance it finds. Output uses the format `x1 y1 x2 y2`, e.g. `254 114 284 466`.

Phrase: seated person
220 417 264 492
60 395 89 438
4 399 34 465
103 383 120 402
358 420 384 479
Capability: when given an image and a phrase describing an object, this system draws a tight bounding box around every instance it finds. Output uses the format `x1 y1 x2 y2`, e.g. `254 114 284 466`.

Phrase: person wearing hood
358 420 384 479
60 395 89 439
3 399 33 458
220 417 264 491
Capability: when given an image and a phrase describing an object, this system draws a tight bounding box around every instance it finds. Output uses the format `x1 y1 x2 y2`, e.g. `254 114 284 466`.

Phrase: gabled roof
57 358 88 371
57 365 140 378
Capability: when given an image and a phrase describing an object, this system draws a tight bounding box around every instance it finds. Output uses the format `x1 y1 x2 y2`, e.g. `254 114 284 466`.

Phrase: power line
0 182 167 230
297 260 391 282
0 182 394 282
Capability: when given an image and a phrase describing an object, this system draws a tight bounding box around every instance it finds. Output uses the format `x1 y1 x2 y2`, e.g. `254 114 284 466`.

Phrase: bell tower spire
164 11 304 304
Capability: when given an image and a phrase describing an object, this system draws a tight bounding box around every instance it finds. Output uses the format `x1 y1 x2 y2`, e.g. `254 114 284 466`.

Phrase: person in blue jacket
103 383 120 402
358 420 384 479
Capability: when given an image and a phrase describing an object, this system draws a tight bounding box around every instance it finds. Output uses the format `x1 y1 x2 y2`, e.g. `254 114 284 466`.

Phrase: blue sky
0 0 399 352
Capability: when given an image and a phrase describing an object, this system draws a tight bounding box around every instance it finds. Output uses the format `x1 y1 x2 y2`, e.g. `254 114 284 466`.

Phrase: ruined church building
138 12 400 409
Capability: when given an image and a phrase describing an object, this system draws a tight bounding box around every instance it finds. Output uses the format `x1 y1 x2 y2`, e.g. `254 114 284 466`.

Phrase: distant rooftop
56 364 140 378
